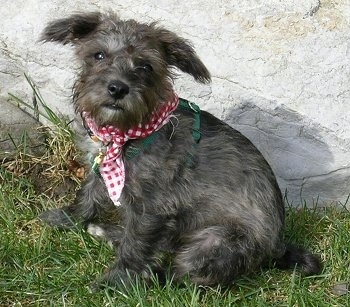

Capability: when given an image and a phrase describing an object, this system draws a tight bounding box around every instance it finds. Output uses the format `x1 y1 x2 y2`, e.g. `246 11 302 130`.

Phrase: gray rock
0 98 44 157
1 0 349 206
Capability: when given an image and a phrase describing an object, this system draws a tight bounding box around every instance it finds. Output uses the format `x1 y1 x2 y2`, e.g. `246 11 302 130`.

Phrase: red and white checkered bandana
83 93 179 206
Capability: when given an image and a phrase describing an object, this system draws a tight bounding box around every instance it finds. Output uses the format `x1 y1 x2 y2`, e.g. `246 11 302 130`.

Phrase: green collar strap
125 98 201 160
178 98 201 143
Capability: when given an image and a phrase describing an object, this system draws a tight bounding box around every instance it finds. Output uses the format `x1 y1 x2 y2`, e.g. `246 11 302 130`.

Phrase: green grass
1 167 349 306
1 80 349 306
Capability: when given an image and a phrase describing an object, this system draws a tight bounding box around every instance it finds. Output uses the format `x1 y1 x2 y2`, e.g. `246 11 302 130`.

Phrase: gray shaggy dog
39 11 322 289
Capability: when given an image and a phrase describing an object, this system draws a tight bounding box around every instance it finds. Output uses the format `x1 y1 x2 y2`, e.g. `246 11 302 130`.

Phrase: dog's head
41 12 211 129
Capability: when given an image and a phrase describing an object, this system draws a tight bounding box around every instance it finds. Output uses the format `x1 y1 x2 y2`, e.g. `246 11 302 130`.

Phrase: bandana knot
83 94 179 206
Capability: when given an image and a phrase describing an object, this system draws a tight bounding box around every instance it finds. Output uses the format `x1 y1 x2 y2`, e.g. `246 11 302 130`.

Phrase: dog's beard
74 89 149 129
74 85 175 130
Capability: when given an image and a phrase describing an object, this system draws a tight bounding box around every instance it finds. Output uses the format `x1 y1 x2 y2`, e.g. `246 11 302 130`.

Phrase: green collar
125 98 201 160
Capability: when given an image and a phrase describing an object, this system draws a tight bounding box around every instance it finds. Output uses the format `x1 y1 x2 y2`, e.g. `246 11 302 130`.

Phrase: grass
1 80 350 306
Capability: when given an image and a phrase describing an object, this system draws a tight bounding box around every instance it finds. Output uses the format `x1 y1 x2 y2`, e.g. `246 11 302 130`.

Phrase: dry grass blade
5 75 83 198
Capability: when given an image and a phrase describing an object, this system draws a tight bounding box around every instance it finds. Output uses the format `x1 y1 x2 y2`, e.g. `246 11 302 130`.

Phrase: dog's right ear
154 27 211 84
41 12 102 45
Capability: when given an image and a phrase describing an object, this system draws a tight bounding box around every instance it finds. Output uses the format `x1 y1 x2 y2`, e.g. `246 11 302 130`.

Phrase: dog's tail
274 244 323 275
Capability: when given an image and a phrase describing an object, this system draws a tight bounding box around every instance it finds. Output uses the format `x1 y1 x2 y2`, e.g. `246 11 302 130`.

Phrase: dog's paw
87 224 107 238
86 223 124 248
90 270 130 292
38 208 76 229
91 265 144 292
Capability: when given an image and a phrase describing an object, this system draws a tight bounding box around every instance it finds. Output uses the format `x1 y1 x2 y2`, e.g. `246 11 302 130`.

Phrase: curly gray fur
39 11 322 289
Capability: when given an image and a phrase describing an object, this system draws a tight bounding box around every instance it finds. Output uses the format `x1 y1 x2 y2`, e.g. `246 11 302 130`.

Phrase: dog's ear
41 12 102 45
156 28 211 83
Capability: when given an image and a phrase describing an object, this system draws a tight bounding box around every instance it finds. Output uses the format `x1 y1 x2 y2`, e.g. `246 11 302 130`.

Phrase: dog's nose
107 81 129 99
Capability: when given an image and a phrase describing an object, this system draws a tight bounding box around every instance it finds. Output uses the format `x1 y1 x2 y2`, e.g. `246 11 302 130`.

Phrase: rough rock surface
1 0 349 206
0 98 44 157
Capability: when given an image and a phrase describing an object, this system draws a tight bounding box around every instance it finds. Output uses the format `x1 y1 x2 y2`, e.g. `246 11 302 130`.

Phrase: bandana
83 93 179 206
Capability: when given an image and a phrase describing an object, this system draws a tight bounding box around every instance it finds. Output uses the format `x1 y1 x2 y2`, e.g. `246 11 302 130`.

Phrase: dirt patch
1 102 84 201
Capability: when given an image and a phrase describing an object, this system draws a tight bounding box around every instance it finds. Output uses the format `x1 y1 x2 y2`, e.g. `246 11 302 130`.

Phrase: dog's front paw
91 266 145 292
91 269 131 292
39 208 76 229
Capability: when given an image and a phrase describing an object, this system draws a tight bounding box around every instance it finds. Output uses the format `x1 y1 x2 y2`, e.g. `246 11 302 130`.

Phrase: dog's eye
94 52 106 61
135 63 153 74
142 64 153 72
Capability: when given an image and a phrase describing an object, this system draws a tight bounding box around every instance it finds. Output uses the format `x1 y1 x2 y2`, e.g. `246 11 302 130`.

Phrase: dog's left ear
157 28 211 83
40 12 102 45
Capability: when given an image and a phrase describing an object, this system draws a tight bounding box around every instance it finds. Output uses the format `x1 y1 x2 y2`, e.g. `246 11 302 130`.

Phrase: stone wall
1 0 349 206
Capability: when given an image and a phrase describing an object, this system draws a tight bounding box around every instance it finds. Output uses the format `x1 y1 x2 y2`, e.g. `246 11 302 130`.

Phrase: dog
39 11 322 289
